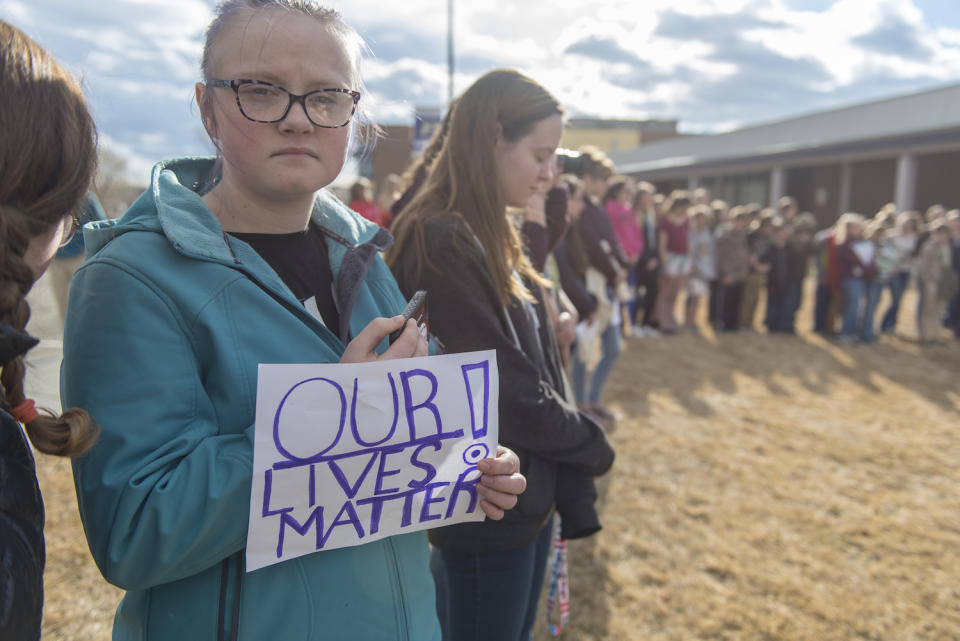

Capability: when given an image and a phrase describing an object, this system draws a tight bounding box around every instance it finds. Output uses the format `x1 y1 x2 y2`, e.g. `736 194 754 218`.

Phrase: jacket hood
80 157 394 344
81 157 389 260
0 322 38 367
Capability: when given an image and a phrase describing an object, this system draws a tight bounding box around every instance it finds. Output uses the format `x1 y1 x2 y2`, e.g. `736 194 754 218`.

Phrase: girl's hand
475 446 526 520
340 316 428 363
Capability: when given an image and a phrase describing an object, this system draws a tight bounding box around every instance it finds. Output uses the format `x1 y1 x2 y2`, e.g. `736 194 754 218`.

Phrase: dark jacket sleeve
553 241 597 320
555 468 601 540
578 203 628 283
0 413 44 641
392 219 613 474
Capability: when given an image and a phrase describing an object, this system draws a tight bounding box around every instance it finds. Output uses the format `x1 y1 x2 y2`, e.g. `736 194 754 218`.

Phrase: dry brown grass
35 286 960 641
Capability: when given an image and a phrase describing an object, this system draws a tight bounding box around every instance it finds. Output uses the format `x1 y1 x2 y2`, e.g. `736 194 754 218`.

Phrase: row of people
562 174 959 346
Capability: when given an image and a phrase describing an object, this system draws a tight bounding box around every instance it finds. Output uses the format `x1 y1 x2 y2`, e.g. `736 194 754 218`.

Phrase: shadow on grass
607 325 958 420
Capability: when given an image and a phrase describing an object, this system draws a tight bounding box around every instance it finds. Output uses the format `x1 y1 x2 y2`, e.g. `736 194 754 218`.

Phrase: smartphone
388 290 428 345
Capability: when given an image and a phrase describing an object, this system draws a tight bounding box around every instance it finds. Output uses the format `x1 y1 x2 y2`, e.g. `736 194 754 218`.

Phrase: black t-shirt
230 223 341 338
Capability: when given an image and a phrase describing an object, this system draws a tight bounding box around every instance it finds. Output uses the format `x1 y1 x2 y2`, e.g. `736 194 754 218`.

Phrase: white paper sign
246 350 499 572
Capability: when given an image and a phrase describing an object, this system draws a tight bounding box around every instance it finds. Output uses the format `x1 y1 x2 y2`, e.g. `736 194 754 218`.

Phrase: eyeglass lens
237 83 355 127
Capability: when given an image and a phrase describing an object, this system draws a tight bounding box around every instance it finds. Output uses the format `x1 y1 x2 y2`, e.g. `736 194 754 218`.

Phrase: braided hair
1 20 98 456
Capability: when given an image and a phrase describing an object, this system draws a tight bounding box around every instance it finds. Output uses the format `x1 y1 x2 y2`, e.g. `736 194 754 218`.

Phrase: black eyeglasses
207 79 360 128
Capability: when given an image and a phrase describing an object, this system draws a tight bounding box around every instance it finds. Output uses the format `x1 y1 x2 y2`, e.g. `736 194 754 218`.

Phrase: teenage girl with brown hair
0 19 99 640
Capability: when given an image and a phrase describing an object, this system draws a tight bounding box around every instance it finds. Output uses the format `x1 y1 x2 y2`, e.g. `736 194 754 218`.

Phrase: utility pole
447 0 454 106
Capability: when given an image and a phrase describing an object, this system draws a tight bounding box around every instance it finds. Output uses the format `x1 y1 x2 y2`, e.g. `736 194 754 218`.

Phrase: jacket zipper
385 538 409 641
216 558 230 641
216 554 244 641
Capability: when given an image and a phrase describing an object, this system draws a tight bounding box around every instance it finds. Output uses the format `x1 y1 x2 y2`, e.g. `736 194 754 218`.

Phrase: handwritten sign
246 350 499 572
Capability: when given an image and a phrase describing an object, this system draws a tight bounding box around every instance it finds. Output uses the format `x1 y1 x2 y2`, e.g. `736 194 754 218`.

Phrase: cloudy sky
4 0 960 181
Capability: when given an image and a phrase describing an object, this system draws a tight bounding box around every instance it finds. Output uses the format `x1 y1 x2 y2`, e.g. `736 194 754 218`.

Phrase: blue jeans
572 321 622 405
861 279 883 343
880 271 909 333
841 278 865 338
430 518 555 641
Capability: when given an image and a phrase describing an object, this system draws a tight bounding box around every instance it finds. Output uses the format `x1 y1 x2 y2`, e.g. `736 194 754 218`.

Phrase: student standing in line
567 147 626 420
603 176 642 334
652 190 692 334
387 69 615 641
760 218 795 333
0 20 101 641
632 182 661 335
684 204 716 334
835 213 876 344
714 208 751 332
61 4 525 640
879 212 919 334
916 221 955 343
739 210 774 331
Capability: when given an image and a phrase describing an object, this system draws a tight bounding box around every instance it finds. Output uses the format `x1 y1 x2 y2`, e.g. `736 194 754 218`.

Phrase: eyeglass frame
59 214 80 248
206 78 361 128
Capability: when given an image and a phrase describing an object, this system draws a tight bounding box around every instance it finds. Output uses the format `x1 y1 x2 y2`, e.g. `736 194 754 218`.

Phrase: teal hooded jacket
61 158 440 641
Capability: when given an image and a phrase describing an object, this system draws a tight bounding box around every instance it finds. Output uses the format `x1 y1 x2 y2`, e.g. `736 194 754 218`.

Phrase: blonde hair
200 0 378 156
834 212 865 245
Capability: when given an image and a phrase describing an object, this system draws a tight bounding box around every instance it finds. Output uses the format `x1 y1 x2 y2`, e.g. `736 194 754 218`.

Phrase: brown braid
1 20 98 457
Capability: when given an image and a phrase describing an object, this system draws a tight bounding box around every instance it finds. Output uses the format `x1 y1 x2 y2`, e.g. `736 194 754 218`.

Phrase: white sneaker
631 326 646 338
644 327 661 338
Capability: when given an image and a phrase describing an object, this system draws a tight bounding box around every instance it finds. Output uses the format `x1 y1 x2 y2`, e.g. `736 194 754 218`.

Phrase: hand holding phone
388 290 428 345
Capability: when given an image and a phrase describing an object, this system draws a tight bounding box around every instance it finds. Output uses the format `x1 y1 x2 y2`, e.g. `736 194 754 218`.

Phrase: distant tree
92 147 146 218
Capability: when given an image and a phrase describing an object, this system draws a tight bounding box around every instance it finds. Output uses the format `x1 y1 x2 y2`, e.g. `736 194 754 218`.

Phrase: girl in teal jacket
61 3 524 640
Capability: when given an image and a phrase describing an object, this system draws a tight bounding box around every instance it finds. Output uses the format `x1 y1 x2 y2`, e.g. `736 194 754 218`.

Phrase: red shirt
660 214 690 255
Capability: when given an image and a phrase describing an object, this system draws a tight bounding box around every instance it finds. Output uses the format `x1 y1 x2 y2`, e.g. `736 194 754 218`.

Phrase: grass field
31 283 960 640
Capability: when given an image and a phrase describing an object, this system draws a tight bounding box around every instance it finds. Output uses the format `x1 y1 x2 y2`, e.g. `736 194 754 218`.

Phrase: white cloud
9 0 958 177
0 0 32 25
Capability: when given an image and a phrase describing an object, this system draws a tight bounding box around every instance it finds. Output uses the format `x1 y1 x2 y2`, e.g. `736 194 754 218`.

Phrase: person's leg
642 267 660 328
813 282 829 333
861 280 883 342
764 288 777 331
722 282 743 331
826 287 844 334
518 518 555 641
713 282 726 330
919 282 939 342
626 265 639 325
916 276 925 333
707 279 719 326
587 321 623 405
652 275 672 332
784 282 802 333
840 278 863 338
430 546 455 639
739 272 760 330
880 272 904 333
684 293 699 329
430 530 551 641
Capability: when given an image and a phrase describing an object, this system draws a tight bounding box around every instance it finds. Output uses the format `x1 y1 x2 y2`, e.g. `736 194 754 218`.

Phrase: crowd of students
371 153 960 421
